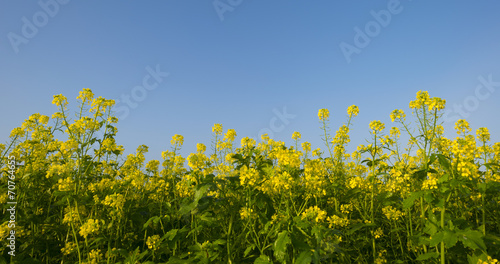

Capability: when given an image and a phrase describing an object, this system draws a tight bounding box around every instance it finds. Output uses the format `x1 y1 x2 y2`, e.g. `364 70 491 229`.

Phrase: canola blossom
0 89 499 263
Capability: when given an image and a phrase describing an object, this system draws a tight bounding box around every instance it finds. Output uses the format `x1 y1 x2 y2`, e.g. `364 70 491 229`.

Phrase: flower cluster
301 206 327 223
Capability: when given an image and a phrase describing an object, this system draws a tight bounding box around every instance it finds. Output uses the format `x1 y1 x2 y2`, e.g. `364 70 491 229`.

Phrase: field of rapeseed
1 89 499 263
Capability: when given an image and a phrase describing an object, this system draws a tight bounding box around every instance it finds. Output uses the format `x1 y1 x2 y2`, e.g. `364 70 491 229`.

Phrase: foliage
1 89 500 263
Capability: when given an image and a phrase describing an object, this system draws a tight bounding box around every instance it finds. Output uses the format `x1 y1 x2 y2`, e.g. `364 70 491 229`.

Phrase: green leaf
416 251 439 260
295 251 313 264
244 244 256 257
273 231 291 262
438 173 450 184
443 230 458 247
143 216 161 229
403 191 423 209
254 255 272 264
347 222 372 235
178 201 196 215
428 154 437 166
164 229 178 241
459 229 486 251
429 231 444 247
436 154 451 172
194 183 211 202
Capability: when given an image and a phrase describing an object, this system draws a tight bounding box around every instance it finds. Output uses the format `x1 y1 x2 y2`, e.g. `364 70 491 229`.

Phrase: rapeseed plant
0 89 499 263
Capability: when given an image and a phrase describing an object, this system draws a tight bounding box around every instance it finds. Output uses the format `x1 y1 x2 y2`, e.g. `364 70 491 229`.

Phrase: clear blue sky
2 1 500 162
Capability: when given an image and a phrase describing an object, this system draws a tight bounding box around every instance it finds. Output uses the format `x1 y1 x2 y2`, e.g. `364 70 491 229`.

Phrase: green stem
67 197 82 263
227 214 233 264
440 204 446 264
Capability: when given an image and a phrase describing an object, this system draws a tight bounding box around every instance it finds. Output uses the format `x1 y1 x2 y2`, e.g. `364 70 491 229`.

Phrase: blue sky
2 1 500 162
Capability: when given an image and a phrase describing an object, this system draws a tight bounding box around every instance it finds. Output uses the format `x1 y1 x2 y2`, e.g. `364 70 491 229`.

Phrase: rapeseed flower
427 97 446 111
239 165 259 186
318 108 329 121
292 131 301 140
57 177 74 192
212 123 223 135
196 143 206 153
369 120 385 132
455 119 471 135
79 219 101 238
241 137 256 148
146 235 161 251
103 193 126 210
476 127 490 142
52 94 68 107
347 105 359 117
88 249 102 264
224 128 237 141
327 215 349 228
239 207 254 220
409 90 430 109
301 206 327 223
390 109 405 122
76 88 94 104
302 142 311 152
171 134 184 146
61 241 78 255
382 205 404 221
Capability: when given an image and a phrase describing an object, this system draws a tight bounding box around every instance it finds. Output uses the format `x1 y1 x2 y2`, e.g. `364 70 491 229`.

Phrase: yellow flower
389 127 400 138
318 108 329 121
52 94 68 107
239 207 254 220
241 137 256 148
103 193 126 210
340 204 353 214
239 165 259 186
52 112 64 119
382 205 404 221
347 105 359 117
57 177 74 192
146 235 161 251
197 143 206 153
76 88 94 104
302 142 311 152
292 131 301 140
312 148 322 157
369 120 385 132
373 228 383 239
301 206 327 223
428 97 446 111
146 160 160 173
455 119 471 135
171 134 184 146
224 129 237 141
79 219 101 238
10 127 25 138
409 90 431 109
327 215 349 228
88 249 102 264
477 256 500 264
61 241 78 255
390 109 405 122
476 127 490 142
212 123 223 135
